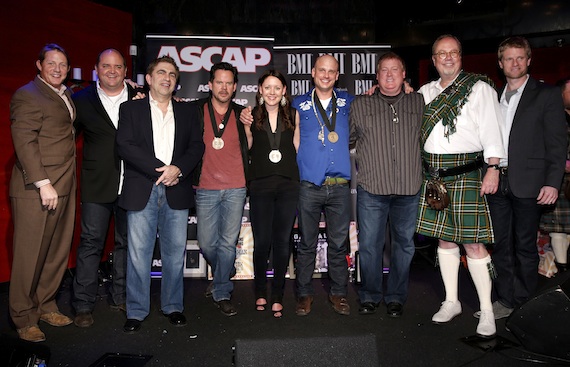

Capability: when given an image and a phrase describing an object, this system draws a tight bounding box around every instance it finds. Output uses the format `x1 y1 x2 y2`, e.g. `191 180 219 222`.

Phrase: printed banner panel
146 35 275 105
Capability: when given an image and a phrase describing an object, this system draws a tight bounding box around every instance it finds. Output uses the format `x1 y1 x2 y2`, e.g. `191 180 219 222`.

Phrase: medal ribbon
207 99 233 139
264 109 282 152
312 89 337 133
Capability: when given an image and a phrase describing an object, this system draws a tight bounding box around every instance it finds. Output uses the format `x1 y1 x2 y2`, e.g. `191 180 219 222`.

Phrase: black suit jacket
503 77 567 198
73 84 136 203
116 97 205 211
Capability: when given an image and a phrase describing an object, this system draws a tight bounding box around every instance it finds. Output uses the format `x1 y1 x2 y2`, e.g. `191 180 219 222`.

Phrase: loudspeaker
0 335 51 366
233 334 378 367
505 275 570 360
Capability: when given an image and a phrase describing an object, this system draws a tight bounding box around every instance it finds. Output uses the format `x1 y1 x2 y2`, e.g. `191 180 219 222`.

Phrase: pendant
218 123 225 130
318 129 324 142
269 149 282 163
212 137 225 150
328 131 339 143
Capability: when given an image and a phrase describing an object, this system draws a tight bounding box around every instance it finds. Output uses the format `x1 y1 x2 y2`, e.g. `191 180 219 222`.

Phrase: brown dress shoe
40 311 73 327
17 325 46 342
74 312 94 328
329 295 350 315
295 296 313 316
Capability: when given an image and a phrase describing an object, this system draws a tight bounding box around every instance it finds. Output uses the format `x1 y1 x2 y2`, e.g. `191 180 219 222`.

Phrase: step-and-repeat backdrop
145 35 390 279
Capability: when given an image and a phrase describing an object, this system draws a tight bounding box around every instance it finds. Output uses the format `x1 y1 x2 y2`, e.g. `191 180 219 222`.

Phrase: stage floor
0 249 566 367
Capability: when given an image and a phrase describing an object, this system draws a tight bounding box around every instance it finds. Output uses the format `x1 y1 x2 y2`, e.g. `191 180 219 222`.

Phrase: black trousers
249 175 299 302
487 173 542 308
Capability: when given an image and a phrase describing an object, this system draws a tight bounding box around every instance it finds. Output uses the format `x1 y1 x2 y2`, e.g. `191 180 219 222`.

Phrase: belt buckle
428 166 440 179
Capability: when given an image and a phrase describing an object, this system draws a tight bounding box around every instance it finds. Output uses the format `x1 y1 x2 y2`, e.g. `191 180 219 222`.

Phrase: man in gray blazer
482 36 567 319
9 43 76 342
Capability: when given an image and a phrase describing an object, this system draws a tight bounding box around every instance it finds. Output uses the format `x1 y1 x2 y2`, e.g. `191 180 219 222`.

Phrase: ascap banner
145 35 275 105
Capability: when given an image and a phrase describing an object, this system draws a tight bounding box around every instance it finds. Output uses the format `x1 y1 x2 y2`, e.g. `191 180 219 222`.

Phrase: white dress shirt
498 74 530 167
149 93 175 166
418 75 506 163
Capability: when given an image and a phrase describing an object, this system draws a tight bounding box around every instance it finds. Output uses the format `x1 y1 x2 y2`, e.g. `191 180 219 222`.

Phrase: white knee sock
467 255 493 311
550 233 569 264
438 247 461 303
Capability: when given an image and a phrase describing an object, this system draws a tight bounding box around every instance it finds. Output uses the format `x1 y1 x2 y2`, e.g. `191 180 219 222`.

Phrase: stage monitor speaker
233 334 378 367
505 275 570 361
0 335 51 366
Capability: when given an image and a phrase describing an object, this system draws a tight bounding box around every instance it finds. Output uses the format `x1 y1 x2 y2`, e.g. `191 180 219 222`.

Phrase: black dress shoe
123 319 141 333
386 302 403 318
74 311 94 328
164 311 187 326
215 300 237 316
358 302 378 315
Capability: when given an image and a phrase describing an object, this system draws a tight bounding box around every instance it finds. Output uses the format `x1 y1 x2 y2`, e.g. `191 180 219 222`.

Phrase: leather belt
323 177 349 185
423 158 483 178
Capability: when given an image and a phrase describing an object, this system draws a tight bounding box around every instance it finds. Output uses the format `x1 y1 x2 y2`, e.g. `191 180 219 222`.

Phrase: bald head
312 55 340 97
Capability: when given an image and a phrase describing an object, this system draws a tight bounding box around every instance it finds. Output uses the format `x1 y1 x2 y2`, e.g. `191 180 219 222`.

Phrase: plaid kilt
540 174 570 233
416 152 494 244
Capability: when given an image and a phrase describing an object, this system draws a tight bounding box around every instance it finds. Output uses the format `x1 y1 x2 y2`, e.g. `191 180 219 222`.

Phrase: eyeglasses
433 50 461 60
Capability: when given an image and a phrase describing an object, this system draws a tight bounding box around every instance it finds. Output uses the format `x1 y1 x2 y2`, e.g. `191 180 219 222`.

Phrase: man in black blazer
481 37 567 319
116 56 204 333
72 49 136 328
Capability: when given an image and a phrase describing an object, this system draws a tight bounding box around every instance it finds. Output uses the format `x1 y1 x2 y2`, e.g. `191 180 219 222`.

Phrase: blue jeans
126 184 188 320
357 186 420 305
73 200 128 312
196 188 246 301
296 181 350 297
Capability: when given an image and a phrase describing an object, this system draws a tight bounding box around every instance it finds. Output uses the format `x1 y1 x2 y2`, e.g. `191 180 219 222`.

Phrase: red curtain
0 0 132 282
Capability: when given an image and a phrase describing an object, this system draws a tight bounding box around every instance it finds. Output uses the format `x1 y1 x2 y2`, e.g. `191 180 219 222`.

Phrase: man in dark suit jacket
72 49 136 328
482 36 567 320
9 44 76 342
116 55 204 333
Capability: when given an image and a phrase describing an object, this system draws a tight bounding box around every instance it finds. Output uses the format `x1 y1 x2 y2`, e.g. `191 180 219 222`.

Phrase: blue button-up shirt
294 88 354 186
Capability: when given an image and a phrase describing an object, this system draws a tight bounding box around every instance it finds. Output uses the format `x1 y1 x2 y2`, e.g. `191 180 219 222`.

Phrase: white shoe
476 310 496 338
432 300 462 323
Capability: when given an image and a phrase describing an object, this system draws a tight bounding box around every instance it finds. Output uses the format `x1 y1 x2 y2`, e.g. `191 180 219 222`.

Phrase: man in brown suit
9 43 77 342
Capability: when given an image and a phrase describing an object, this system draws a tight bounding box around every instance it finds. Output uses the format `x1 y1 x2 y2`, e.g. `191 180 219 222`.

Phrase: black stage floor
1 249 568 367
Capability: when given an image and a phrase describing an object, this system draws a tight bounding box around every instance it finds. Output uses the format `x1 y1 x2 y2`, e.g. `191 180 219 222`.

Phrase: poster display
145 34 275 105
145 36 393 280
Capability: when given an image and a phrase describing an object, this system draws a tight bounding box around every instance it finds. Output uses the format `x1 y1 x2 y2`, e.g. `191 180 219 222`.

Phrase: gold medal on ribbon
212 137 225 150
328 131 339 143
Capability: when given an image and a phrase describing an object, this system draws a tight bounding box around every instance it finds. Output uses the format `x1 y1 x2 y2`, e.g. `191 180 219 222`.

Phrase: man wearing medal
191 62 248 317
293 55 355 316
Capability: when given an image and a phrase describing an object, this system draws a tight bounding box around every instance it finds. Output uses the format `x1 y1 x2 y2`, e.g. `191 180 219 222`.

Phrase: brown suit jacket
8 76 77 328
10 76 76 198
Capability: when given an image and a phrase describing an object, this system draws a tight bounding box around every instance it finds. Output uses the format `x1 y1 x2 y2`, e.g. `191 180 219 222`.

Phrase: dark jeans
356 186 420 305
487 172 542 308
296 181 350 297
249 176 299 302
73 200 128 312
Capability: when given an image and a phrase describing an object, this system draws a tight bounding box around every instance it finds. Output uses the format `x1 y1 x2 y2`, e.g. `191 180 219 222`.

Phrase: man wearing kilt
416 35 506 338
